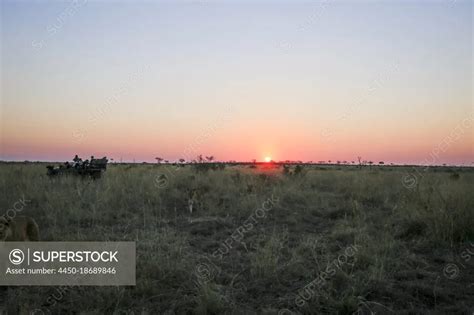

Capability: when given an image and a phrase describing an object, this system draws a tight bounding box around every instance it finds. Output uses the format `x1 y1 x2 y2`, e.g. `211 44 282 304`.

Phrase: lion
187 189 204 214
0 216 39 241
188 190 197 214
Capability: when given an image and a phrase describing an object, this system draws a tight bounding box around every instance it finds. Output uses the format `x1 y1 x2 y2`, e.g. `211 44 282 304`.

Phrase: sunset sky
1 0 472 165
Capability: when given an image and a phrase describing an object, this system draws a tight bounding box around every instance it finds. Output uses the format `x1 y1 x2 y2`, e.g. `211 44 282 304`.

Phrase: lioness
0 216 39 241
187 189 203 214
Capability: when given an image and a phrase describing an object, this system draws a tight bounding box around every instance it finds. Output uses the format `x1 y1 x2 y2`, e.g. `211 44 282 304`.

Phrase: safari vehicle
46 155 108 179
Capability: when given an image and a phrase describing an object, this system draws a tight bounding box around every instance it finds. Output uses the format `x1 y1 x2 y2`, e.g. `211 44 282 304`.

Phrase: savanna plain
0 162 473 314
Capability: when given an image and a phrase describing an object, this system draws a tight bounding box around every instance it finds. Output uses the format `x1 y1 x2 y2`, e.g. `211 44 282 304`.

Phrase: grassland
0 162 473 314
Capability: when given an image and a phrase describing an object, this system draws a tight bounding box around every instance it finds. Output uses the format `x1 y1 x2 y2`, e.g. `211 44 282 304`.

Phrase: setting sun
264 156 272 163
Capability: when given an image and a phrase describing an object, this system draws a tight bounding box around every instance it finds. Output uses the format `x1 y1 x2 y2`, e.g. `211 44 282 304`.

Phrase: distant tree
206 156 214 162
155 157 163 164
379 161 384 165
251 159 257 164
197 155 204 163
282 164 290 175
294 164 304 176
179 158 185 163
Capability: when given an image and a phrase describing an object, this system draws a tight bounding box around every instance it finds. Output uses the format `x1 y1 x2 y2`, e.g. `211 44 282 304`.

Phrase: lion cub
0 216 39 241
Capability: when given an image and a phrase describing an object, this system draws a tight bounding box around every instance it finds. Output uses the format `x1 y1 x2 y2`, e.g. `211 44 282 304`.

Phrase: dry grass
0 162 473 314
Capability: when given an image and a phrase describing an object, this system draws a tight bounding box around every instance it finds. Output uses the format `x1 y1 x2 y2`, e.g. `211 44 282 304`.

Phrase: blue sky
1 0 472 163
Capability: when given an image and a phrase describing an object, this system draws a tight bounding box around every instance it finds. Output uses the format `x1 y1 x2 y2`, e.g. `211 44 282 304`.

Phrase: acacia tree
155 157 163 164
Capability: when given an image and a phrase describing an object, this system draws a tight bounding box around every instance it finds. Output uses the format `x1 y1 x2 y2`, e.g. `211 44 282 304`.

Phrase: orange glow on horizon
264 156 272 163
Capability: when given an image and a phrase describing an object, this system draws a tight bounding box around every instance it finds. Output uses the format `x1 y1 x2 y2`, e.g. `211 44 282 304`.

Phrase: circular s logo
402 173 417 189
443 263 460 280
9 249 25 265
154 174 169 189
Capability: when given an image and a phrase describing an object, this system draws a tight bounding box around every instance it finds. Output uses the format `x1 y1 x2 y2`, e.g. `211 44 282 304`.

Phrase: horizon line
1 159 473 168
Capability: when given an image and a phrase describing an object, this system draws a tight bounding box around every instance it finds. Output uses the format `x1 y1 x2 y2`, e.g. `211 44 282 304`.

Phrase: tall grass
0 162 472 313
